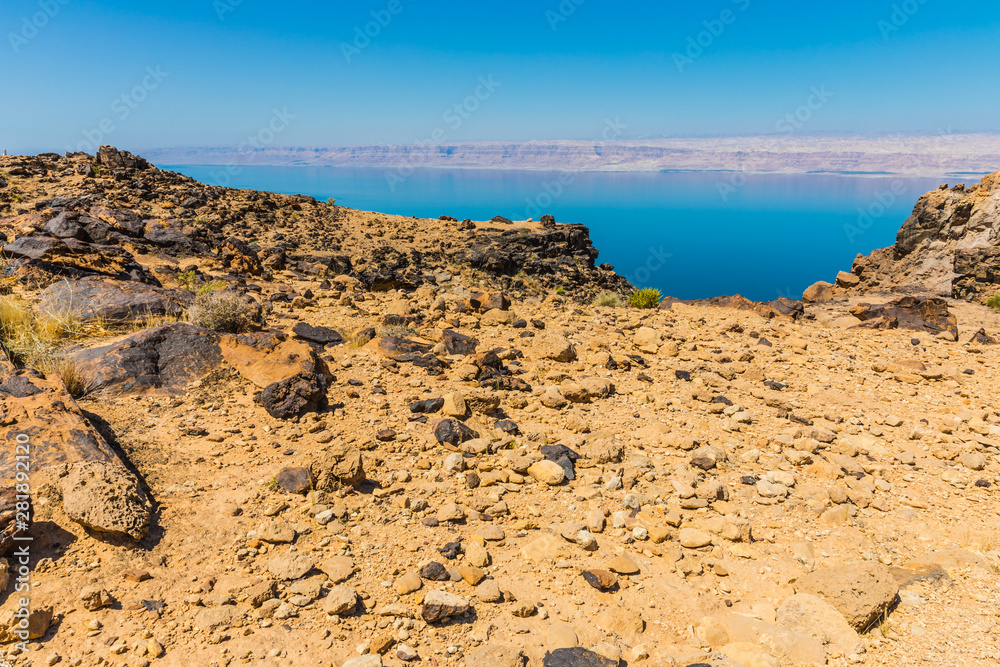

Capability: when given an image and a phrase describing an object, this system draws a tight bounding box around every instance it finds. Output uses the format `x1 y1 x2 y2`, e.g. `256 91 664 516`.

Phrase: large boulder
75 323 223 395
95 145 150 171
802 281 834 303
776 593 864 656
0 371 151 551
60 460 152 541
221 333 329 389
794 561 899 631
257 371 328 419
38 277 191 323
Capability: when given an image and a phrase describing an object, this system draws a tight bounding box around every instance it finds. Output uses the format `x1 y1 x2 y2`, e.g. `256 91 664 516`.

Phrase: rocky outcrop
75 323 223 395
849 296 958 339
851 173 1000 299
38 277 192 323
458 224 632 300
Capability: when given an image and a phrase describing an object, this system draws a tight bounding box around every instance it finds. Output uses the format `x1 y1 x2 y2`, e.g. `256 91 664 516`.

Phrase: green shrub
988 295 1000 311
592 292 624 308
628 288 663 309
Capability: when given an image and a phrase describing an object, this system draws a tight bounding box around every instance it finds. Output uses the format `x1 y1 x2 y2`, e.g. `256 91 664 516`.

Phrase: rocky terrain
2 148 1000 667
849 173 1000 301
144 133 1000 176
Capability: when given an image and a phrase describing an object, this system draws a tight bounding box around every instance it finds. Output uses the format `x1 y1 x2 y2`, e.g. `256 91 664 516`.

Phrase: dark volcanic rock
970 328 998 344
75 323 223 395
257 371 328 419
457 224 632 300
276 467 313 494
42 212 88 240
39 277 191 323
95 145 150 171
3 236 155 284
440 330 477 355
850 296 958 338
292 322 344 345
434 419 479 446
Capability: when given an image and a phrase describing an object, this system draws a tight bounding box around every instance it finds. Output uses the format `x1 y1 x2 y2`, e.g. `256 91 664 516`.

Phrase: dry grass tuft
0 296 88 396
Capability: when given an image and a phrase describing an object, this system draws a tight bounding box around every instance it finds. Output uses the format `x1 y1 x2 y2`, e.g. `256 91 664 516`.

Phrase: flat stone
421 590 471 623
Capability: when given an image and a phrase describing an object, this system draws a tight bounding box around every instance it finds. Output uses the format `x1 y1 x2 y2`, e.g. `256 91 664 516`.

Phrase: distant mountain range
143 133 1000 177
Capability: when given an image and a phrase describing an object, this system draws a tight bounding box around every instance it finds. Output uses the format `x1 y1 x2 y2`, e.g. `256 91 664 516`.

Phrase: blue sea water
158 164 948 301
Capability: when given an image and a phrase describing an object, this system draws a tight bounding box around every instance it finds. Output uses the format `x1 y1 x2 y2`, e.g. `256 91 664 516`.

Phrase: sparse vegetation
0 297 87 396
628 287 663 309
196 280 228 296
187 290 258 333
177 269 199 291
592 291 624 308
378 324 420 339
988 294 1000 310
555 287 566 295
346 331 373 349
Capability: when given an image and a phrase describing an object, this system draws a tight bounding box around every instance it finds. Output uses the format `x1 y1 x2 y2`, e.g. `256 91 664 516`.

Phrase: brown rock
794 561 900 631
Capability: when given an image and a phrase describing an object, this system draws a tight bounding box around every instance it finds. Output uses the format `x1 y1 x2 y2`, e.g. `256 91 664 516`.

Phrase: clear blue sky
3 0 999 154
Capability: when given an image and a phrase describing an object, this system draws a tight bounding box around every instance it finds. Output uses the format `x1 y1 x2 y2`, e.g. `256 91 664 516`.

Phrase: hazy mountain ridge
144 134 1000 176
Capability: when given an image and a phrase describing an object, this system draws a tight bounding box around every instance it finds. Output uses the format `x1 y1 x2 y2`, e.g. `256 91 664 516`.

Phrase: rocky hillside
847 172 1000 300
0 148 628 303
2 149 1000 667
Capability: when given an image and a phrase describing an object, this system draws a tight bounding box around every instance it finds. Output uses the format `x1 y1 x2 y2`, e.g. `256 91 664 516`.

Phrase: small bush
628 288 663 309
176 269 198 291
592 292 624 308
987 295 1000 310
188 290 257 333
